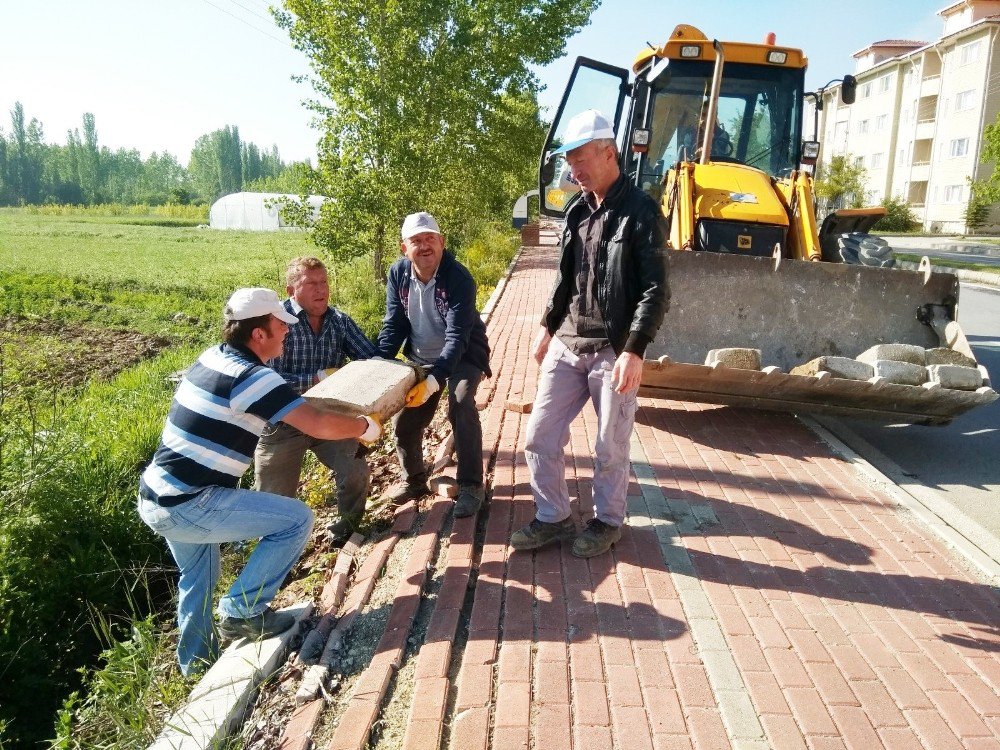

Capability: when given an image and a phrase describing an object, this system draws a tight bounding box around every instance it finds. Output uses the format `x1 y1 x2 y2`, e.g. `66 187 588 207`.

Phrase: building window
876 114 888 131
955 89 976 111
898 148 906 165
878 75 891 93
872 153 884 169
950 138 970 157
854 156 865 168
858 119 870 134
944 184 965 203
960 40 982 65
861 82 873 99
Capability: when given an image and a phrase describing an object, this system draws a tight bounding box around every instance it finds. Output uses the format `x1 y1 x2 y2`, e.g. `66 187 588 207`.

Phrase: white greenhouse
208 192 327 231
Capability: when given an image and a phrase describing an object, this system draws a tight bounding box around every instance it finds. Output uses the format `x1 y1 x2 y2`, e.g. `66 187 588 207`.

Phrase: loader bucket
641 251 997 424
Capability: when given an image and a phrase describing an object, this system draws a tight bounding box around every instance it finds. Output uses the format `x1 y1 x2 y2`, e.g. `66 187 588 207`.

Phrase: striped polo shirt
139 344 304 506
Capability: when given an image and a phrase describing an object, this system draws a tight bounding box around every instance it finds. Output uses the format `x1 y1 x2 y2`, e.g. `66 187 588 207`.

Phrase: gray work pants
394 360 484 487
525 337 637 527
254 422 369 522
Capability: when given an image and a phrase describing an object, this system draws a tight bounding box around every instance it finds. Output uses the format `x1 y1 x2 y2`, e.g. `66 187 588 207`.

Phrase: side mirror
647 57 671 86
841 75 857 105
801 140 821 166
540 153 556 185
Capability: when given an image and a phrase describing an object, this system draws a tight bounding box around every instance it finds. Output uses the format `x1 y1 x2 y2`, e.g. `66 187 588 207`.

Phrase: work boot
453 484 485 518
380 478 430 507
571 519 622 559
218 606 297 642
325 514 360 547
509 517 576 551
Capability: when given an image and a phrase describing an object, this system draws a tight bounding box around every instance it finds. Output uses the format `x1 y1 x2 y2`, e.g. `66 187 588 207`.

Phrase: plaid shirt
267 298 377 394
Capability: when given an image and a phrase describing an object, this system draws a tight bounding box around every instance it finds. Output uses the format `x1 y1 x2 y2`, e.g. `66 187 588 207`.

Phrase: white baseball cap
551 109 616 154
401 211 442 241
224 287 298 324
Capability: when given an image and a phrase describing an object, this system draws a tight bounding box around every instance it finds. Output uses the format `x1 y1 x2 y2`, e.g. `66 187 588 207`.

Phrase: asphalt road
888 236 1000 267
821 282 1000 548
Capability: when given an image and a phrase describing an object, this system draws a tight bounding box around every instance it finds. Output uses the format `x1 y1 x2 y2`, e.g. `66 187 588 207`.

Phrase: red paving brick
266 240 1000 748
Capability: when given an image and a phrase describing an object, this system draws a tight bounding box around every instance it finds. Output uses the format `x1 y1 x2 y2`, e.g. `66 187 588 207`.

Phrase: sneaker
571 519 622 559
380 478 430 506
509 517 575 551
218 606 297 642
453 484 485 518
325 515 359 546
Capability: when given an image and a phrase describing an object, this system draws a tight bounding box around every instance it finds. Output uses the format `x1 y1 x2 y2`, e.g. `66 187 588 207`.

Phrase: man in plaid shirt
254 257 377 545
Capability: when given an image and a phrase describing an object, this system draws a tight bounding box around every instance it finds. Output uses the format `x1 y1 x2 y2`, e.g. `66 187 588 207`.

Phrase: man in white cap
376 212 491 518
510 109 669 558
137 287 382 676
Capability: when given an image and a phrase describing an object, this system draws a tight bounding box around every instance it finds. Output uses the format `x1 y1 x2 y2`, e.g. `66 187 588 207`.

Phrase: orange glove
405 374 439 408
315 367 339 382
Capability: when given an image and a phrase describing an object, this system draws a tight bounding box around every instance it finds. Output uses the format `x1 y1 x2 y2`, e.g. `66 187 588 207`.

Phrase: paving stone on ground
252 239 999 749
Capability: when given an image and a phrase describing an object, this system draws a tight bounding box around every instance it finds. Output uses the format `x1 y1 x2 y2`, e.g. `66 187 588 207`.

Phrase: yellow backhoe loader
539 24 997 425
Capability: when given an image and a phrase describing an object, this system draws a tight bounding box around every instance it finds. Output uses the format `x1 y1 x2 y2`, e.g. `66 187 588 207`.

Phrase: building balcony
919 75 941 97
915 119 936 140
910 162 931 181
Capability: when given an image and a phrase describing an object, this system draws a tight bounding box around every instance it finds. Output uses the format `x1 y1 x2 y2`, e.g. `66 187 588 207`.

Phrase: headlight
680 45 701 58
767 50 788 65
802 141 821 159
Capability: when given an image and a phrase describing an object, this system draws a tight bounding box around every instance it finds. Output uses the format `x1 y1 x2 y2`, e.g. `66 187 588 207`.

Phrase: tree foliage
0 105 300 207
871 195 918 232
814 153 867 210
275 0 598 279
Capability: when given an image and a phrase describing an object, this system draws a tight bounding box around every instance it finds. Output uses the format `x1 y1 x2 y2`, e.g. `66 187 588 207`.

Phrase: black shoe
509 517 575 551
218 606 297 642
380 478 430 506
571 519 622 558
325 515 359 546
453 484 485 518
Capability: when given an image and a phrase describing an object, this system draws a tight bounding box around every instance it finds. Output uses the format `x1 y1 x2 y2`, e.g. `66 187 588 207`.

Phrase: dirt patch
0 315 172 390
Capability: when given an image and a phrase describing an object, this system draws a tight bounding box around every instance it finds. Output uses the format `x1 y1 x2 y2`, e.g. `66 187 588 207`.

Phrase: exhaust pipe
700 40 725 165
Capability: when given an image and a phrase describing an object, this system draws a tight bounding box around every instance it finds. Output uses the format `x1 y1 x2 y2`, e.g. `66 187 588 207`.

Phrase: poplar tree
275 0 598 279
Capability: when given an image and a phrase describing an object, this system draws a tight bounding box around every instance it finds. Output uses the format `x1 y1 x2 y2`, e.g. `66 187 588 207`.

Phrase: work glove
315 367 339 382
358 414 382 446
405 374 439 408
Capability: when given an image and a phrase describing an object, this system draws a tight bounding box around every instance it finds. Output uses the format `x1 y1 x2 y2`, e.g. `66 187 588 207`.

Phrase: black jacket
377 251 492 381
542 174 670 356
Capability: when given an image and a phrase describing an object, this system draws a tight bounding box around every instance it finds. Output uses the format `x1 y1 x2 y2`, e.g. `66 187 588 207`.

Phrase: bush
0 352 189 746
872 196 918 232
49 615 191 749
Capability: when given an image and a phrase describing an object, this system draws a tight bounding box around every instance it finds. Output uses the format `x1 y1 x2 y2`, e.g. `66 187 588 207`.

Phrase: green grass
896 253 1000 275
0 207 519 748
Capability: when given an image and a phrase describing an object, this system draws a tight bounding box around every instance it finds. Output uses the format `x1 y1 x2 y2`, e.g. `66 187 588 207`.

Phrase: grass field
0 207 517 748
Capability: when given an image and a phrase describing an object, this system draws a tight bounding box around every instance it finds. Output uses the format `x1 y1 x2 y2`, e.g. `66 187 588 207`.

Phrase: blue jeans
525 338 637 527
137 487 314 675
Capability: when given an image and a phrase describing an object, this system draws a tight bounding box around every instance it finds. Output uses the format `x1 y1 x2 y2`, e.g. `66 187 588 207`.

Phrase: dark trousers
394 360 484 486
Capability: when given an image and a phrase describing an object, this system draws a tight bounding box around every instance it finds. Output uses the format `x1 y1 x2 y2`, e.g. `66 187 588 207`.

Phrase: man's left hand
610 352 643 394
405 374 440 408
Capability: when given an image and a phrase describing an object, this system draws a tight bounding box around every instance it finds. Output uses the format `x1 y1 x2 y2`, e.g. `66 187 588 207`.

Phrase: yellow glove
358 414 382 446
405 374 439 408
315 367 339 382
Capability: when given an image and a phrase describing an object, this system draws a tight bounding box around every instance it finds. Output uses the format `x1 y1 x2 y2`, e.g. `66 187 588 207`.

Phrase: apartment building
813 0 1000 232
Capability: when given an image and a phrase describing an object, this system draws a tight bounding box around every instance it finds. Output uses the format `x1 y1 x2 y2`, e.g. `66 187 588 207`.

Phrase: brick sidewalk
433 240 1000 750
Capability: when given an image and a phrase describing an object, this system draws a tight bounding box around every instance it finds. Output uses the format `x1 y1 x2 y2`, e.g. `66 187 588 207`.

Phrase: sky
0 0 947 166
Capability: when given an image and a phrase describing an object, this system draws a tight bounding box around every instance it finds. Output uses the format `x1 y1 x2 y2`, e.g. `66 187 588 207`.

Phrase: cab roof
632 24 808 74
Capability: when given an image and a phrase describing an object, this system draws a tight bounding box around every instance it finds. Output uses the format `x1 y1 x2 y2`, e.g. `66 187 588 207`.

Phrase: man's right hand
532 326 552 365
358 414 382 445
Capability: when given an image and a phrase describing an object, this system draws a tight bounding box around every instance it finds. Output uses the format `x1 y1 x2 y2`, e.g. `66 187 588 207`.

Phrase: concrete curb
803 416 1000 585
149 603 313 750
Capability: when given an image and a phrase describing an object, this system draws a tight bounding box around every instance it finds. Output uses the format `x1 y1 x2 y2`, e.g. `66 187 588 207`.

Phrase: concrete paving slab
150 603 312 750
304 359 417 420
